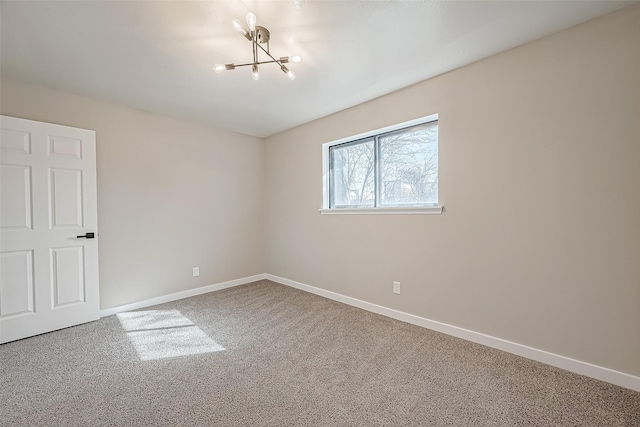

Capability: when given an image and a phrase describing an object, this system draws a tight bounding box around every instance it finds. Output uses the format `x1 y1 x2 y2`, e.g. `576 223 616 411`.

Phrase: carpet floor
1 280 639 426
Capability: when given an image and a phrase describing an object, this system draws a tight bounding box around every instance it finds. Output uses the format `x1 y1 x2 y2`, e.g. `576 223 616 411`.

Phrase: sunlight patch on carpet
117 310 225 361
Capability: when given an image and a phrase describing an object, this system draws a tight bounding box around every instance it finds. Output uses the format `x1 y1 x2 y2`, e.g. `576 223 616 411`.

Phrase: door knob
76 233 95 239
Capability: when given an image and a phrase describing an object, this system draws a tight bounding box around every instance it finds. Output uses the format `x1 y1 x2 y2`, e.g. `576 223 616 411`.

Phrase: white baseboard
265 274 640 393
99 274 266 317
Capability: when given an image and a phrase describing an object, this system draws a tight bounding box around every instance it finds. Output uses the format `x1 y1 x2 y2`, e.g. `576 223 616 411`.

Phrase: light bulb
246 12 257 31
214 64 235 73
279 56 302 64
232 19 245 34
281 64 295 80
252 64 259 81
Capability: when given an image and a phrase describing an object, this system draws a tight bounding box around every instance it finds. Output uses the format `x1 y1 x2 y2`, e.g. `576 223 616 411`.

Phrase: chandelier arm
255 41 284 67
233 60 282 67
252 31 258 64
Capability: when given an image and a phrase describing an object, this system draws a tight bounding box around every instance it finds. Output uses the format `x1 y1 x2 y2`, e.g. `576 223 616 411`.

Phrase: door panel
49 168 83 228
51 246 85 307
48 135 82 159
0 128 31 154
1 164 33 229
0 251 35 317
0 115 99 343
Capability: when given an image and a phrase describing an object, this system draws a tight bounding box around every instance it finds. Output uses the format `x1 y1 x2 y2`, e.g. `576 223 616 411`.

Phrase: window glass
379 123 438 206
330 138 375 207
324 117 438 210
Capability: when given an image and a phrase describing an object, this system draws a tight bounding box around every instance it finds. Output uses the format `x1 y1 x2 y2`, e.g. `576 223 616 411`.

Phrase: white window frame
320 114 443 215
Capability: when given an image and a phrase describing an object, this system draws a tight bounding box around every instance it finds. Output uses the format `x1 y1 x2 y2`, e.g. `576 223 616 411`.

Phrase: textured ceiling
0 1 631 138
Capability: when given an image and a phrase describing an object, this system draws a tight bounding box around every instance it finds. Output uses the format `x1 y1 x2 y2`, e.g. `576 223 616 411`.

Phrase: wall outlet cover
393 281 401 294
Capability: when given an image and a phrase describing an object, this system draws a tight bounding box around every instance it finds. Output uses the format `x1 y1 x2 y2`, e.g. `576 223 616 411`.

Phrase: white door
0 115 99 343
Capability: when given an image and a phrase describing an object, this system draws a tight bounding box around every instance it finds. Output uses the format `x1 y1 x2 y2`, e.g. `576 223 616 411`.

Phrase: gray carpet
1 280 639 426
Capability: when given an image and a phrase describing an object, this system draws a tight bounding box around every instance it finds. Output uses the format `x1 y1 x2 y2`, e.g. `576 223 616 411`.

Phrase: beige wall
264 5 640 376
1 79 265 309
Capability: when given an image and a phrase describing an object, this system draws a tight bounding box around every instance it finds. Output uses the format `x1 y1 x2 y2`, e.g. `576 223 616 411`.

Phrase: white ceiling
0 1 631 138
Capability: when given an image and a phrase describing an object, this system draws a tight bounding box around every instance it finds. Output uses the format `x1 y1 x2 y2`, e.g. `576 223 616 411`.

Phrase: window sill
319 206 443 215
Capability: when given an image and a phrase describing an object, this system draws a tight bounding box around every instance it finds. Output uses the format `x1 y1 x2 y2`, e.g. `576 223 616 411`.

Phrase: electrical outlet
193 267 200 277
393 281 401 294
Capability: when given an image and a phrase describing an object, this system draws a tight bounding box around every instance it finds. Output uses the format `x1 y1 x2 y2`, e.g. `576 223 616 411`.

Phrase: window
322 115 441 214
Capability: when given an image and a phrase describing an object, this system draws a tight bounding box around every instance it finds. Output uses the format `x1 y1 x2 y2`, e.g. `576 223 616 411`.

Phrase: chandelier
214 12 301 80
